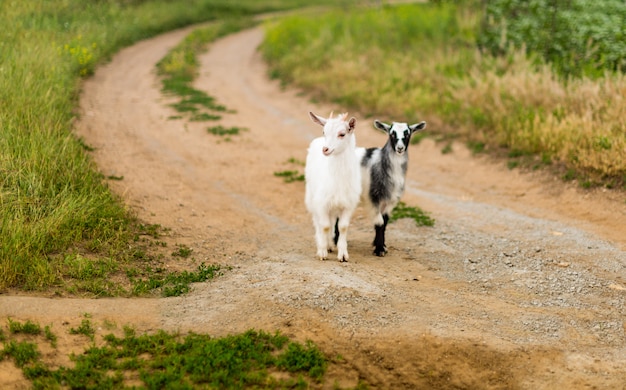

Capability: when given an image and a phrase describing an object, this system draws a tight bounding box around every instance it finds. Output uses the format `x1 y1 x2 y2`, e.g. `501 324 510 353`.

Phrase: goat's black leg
373 214 389 256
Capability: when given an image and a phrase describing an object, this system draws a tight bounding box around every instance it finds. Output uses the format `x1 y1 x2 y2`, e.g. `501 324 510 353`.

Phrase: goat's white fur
305 112 361 261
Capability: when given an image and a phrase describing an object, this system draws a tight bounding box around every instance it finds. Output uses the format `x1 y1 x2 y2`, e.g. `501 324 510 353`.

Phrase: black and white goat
356 119 426 256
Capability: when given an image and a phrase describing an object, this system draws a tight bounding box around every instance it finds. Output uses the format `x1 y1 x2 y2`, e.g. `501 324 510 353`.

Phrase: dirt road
2 25 626 389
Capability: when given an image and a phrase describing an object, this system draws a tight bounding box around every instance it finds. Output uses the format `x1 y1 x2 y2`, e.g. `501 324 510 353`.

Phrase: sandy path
2 25 626 389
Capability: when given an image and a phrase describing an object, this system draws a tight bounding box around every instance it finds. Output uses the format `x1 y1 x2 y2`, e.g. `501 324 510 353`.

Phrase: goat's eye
338 133 346 138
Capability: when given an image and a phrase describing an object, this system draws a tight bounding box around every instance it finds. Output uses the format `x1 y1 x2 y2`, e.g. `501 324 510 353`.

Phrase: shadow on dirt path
2 25 626 389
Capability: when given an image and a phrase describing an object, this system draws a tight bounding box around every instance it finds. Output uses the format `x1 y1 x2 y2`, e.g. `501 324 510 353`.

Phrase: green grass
8 319 42 336
261 2 626 188
129 262 224 297
1 0 344 294
274 170 306 183
44 326 57 348
467 140 486 155
157 20 253 122
2 340 41 368
479 0 626 79
390 202 435 227
275 158 305 183
207 125 248 136
441 143 453 155
69 318 96 341
1 319 331 389
171 244 193 258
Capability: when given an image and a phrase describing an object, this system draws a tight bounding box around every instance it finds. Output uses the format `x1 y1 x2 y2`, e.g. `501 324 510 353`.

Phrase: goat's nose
322 146 330 155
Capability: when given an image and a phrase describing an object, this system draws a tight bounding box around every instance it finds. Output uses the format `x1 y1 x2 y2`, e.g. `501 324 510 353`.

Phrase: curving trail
2 25 626 388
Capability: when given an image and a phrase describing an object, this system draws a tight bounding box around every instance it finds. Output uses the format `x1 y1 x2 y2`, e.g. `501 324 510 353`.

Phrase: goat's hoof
373 248 387 257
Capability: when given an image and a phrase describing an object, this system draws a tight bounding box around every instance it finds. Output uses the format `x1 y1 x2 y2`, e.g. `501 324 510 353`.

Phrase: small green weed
130 263 223 297
190 112 222 121
44 326 57 348
276 340 328 381
275 158 305 183
274 170 305 183
563 169 578 181
441 143 453 155
69 318 96 341
207 125 247 136
508 149 529 158
507 161 520 170
467 140 486 154
106 175 124 181
287 157 305 166
8 319 42 335
2 340 40 368
76 137 95 152
390 201 435 227
137 223 164 239
171 244 193 258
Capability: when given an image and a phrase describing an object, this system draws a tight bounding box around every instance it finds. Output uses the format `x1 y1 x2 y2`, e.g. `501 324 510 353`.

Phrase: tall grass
451 52 626 178
261 2 626 186
0 0 341 291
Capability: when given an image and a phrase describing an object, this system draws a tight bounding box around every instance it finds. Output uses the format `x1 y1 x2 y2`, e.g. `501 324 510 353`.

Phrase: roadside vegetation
261 0 626 190
1 1 359 387
0 0 345 294
1 318 332 389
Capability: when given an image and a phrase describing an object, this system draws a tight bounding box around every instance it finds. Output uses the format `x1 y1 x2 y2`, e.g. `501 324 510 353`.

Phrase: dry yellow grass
454 52 626 177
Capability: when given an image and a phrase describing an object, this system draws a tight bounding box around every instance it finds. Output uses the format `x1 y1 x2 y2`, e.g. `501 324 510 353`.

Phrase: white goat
356 119 426 256
305 112 361 262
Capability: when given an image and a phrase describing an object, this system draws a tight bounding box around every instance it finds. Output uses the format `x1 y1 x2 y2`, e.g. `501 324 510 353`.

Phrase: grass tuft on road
157 20 252 121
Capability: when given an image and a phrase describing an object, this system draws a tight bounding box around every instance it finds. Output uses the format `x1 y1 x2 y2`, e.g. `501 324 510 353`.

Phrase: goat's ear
374 120 391 133
409 121 426 133
309 112 326 126
348 117 356 132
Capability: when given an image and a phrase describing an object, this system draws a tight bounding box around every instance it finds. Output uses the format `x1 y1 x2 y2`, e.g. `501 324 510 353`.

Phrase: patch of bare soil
2 26 625 389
